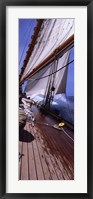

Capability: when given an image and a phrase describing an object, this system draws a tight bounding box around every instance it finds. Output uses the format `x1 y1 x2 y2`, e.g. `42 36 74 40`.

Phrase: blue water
32 93 74 125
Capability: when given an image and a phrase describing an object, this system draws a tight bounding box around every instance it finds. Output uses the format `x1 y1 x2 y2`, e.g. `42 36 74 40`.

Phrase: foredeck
19 106 74 180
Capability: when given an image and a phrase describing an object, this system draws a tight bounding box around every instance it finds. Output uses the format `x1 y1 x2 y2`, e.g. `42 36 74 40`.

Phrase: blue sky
19 19 74 96
66 48 74 96
19 19 37 74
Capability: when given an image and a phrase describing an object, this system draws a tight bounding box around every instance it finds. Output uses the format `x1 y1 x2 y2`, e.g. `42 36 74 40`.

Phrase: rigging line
29 20 51 70
44 62 53 101
28 59 74 81
19 20 35 47
26 21 49 64
28 24 72 81
61 127 74 142
66 52 74 123
24 20 56 77
22 21 49 77
20 20 74 82
55 52 69 90
34 121 74 142
65 52 73 123
66 58 73 122
50 59 58 100
45 59 58 104
19 21 34 66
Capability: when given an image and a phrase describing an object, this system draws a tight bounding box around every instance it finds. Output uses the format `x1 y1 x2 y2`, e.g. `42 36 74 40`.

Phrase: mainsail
19 18 74 124
24 51 69 95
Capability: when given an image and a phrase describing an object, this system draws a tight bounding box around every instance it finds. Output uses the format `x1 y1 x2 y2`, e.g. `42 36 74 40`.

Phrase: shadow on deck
19 106 74 180
19 129 35 143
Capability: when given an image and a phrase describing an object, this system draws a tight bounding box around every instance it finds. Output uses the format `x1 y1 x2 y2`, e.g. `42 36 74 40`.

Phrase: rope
44 58 58 105
61 127 74 142
28 59 74 81
35 121 74 142
23 20 55 77
19 21 34 66
65 52 74 123
19 21 32 47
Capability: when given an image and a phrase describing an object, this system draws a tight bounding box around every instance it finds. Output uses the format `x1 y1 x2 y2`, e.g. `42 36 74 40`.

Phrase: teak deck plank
37 125 62 180
26 122 37 180
19 105 74 180
36 124 70 180
30 124 44 180
20 125 28 180
38 125 67 180
19 141 22 179
34 125 58 180
32 125 51 180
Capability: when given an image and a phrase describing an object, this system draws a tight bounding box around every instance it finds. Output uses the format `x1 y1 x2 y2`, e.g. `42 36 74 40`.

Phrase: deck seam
39 125 62 180
29 124 38 180
32 124 46 180
36 124 59 180
26 123 30 180
32 124 52 180
37 124 73 179
20 132 23 180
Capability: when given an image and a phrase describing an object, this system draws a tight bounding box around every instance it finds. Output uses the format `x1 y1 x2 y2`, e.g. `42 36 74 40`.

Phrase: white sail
25 50 70 98
25 64 51 97
20 18 74 125
20 19 74 82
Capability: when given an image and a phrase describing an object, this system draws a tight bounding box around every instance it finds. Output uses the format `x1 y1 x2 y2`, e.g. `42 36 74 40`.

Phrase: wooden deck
19 106 74 180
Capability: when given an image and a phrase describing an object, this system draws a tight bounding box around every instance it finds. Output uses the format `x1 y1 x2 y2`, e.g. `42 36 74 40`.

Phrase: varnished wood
19 19 43 81
20 34 74 84
19 105 74 180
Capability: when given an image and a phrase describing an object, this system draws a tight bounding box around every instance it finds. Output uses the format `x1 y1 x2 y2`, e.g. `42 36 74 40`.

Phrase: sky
66 47 74 96
19 19 37 74
19 19 74 96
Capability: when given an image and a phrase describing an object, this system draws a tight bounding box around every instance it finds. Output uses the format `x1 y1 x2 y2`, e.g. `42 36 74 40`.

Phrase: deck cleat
53 122 65 130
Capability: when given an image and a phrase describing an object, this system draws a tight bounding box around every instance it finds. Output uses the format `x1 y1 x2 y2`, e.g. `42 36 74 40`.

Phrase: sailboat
19 19 74 180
